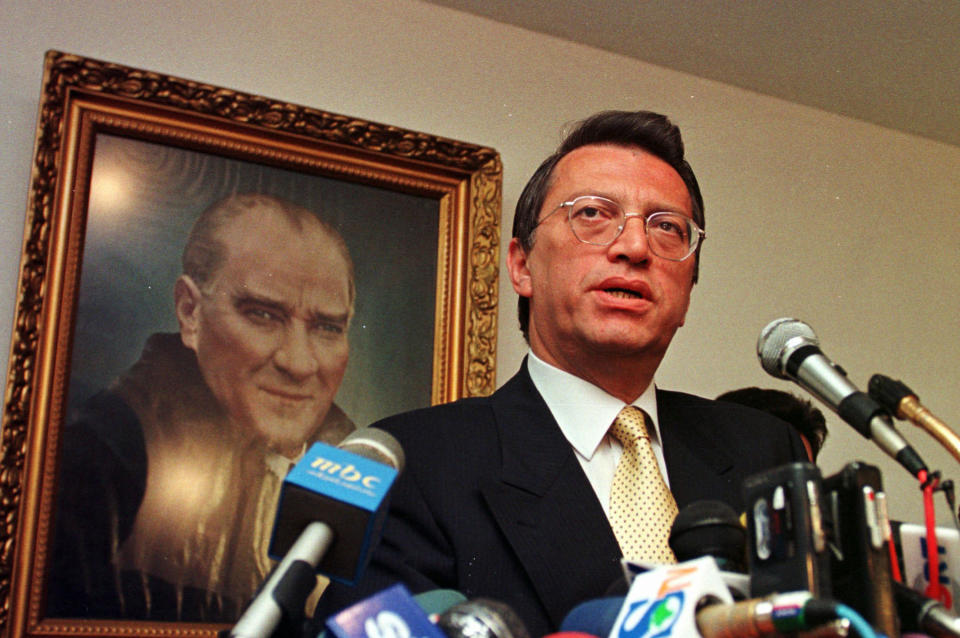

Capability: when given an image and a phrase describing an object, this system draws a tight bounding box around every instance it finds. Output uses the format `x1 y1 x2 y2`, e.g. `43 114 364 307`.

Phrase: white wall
2 0 959 528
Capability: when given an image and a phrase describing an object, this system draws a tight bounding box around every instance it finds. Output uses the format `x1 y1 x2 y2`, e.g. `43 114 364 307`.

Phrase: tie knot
610 406 649 444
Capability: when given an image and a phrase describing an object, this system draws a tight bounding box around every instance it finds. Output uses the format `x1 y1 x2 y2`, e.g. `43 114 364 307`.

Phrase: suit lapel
479 366 623 626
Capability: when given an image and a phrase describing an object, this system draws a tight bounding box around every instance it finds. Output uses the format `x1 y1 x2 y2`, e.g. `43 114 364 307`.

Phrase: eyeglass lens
567 197 698 260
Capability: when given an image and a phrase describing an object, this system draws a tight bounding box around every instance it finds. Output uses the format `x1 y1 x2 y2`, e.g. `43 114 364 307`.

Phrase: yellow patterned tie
609 406 678 563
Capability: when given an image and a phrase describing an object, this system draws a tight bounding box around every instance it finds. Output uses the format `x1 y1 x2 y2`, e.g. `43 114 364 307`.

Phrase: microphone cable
832 602 879 638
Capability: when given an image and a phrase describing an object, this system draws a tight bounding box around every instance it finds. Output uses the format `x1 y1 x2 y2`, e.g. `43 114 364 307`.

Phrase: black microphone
757 317 927 477
894 581 960 638
601 499 750 600
669 500 750 599
742 462 833 598
436 598 531 638
230 427 405 638
669 500 748 574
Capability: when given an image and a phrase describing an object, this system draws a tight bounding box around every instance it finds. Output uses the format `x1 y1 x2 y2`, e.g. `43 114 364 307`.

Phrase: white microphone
606 556 733 638
757 317 927 478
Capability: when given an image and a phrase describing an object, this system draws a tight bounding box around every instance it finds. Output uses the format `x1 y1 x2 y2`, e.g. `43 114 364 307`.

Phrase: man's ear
174 275 203 352
506 238 533 298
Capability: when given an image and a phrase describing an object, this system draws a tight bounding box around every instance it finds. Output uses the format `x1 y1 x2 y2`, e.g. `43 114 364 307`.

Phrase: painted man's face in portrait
177 207 353 457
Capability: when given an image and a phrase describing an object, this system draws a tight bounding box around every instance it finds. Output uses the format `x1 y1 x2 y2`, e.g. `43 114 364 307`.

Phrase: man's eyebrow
232 292 351 325
306 309 351 326
584 190 691 215
232 292 290 315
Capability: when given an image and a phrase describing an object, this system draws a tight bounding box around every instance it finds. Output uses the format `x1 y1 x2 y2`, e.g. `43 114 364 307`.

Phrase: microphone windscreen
669 500 747 573
339 427 405 471
757 318 817 377
437 598 530 638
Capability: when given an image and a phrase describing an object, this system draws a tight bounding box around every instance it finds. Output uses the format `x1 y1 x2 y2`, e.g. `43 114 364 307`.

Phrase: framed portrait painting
0 51 500 637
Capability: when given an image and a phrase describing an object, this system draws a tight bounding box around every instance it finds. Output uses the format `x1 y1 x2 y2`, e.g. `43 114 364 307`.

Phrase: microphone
669 500 748 574
606 556 735 638
821 462 898 637
436 598 531 638
895 581 960 638
742 462 832 598
695 592 839 638
230 427 405 638
869 374 960 464
757 317 927 477
669 500 749 600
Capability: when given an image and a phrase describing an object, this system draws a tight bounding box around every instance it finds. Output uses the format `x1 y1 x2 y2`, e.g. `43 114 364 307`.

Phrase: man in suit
317 111 805 635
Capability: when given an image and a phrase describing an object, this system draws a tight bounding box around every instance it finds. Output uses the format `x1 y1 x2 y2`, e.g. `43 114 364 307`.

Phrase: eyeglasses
536 195 705 261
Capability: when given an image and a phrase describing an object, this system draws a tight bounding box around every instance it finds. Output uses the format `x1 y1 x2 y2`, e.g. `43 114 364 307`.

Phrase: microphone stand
227 521 333 638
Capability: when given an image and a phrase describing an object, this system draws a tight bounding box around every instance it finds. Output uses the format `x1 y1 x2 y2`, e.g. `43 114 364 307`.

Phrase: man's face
178 209 352 457
508 144 696 374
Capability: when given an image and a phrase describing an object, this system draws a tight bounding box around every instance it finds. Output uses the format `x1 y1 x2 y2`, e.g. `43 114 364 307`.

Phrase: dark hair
716 387 828 460
512 110 705 340
182 193 355 307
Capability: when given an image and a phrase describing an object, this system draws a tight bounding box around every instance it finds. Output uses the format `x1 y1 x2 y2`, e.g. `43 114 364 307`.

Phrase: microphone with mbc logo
269 426 405 584
229 427 405 638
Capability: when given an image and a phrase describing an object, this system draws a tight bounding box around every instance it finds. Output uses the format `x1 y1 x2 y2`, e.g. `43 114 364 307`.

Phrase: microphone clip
923 470 943 492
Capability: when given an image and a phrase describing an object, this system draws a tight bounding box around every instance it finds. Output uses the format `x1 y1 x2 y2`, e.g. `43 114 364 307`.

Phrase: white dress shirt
525 351 670 517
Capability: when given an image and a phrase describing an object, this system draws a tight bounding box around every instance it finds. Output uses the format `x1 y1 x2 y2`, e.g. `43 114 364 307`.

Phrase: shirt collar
526 351 662 461
264 442 306 478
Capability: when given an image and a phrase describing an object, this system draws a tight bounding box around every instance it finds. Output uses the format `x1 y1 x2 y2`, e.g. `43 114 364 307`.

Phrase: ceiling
423 0 960 148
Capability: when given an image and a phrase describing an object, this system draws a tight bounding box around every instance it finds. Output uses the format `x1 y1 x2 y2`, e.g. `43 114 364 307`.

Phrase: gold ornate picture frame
0 51 500 637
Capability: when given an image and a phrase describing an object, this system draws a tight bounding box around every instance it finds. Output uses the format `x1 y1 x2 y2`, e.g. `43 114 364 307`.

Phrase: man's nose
273 323 321 379
607 213 650 262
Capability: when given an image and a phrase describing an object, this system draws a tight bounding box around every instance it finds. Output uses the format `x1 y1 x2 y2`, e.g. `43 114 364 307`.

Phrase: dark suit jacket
318 364 805 636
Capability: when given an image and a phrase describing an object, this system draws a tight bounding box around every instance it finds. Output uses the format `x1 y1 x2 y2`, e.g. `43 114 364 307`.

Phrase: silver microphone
757 318 926 477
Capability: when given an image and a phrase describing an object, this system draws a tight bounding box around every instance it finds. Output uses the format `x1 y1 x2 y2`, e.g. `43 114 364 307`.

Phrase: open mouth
605 287 645 300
